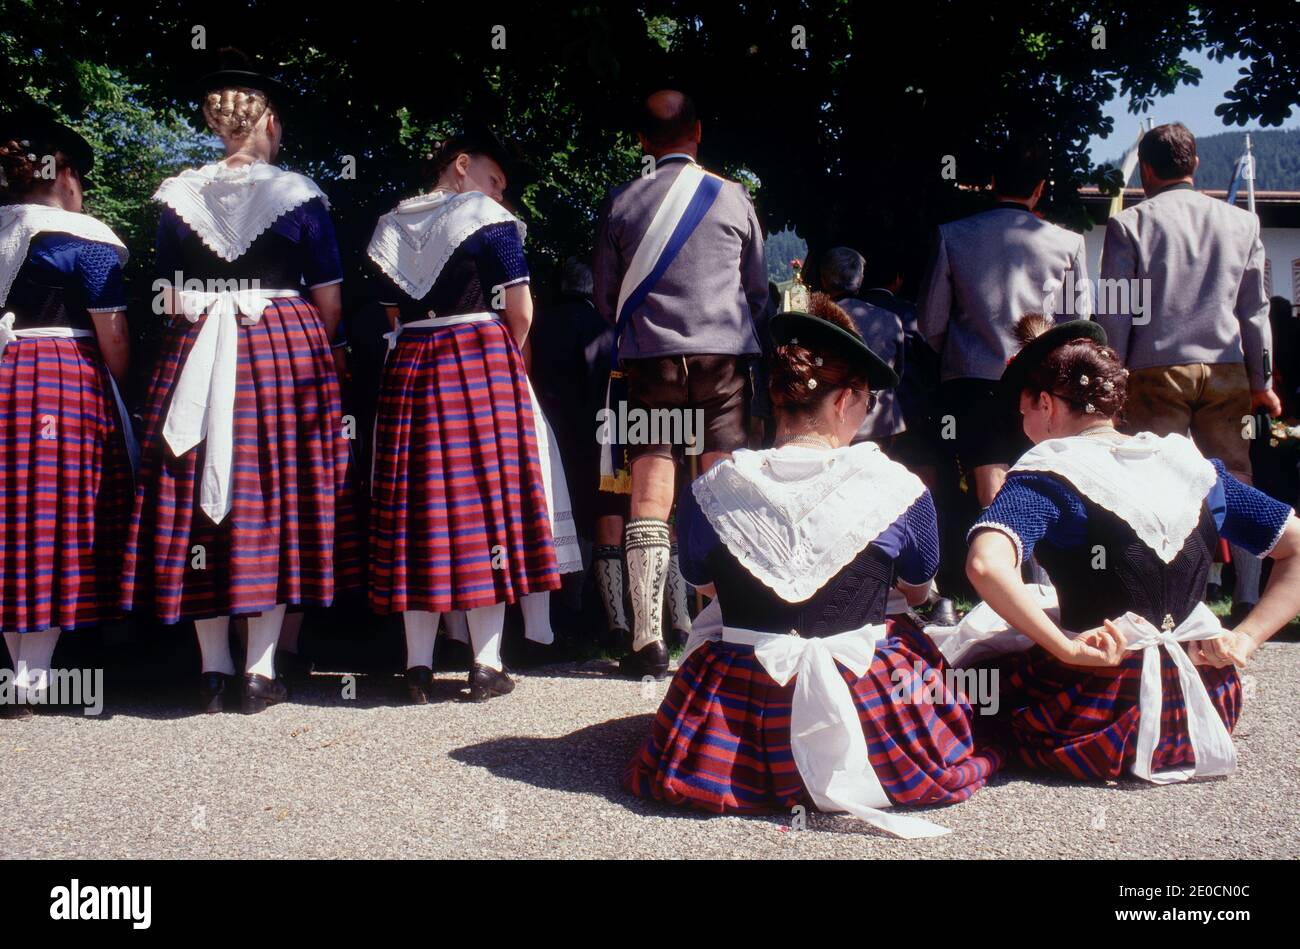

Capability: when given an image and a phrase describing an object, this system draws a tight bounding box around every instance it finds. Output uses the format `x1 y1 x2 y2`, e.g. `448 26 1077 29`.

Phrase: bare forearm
90 311 130 386
1236 519 1300 651
502 284 533 347
967 534 1073 659
309 284 343 342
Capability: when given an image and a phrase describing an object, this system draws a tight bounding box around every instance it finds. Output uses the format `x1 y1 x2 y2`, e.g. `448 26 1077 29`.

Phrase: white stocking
195 616 236 676
14 627 60 700
520 591 554 645
246 605 286 679
404 610 441 670
467 603 506 671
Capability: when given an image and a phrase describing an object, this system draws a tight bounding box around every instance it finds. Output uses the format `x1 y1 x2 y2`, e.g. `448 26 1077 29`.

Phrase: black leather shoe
928 597 959 628
405 665 434 705
468 663 514 702
619 640 669 680
199 672 230 714
242 673 288 714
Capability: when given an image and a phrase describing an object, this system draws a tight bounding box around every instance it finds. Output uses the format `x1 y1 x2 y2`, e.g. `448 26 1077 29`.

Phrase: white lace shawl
1009 431 1217 564
0 204 127 307
366 190 525 301
691 441 926 603
152 160 328 263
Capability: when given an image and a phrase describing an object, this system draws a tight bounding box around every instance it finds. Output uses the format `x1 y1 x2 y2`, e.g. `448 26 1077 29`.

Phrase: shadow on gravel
449 715 958 838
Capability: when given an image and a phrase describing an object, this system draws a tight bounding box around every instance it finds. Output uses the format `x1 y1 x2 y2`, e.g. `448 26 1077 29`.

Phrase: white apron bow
1 312 139 471
1112 603 1238 784
721 620 950 839
162 288 298 523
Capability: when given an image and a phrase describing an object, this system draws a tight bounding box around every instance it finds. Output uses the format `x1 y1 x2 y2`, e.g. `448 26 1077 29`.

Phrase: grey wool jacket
1096 183 1273 390
593 155 769 360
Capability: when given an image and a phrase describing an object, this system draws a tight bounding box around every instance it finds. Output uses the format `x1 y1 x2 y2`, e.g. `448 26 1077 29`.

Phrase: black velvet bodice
396 242 493 325
172 228 302 288
708 542 896 637
6 265 88 331
1036 497 1219 631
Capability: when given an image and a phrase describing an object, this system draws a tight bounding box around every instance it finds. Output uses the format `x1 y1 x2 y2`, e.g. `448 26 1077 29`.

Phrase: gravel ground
2 641 1297 860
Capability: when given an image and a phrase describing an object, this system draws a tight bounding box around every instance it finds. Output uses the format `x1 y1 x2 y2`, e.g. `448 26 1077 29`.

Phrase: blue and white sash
599 162 724 489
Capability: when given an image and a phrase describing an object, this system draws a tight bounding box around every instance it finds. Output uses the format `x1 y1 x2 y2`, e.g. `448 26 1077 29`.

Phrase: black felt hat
431 121 536 195
1001 318 1108 398
196 48 293 114
0 103 95 178
770 308 900 391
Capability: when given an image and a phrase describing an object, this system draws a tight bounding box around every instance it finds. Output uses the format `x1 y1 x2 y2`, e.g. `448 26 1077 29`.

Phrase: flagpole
1245 133 1256 216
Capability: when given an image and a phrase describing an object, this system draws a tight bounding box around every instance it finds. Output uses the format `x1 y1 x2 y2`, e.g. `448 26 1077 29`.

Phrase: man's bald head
637 89 701 155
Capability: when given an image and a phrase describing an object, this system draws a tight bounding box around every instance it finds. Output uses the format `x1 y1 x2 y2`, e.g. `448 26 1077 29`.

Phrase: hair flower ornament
813 356 823 367
807 378 818 390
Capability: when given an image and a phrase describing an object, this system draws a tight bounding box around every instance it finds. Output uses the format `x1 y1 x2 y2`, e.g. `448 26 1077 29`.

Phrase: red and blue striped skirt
368 320 560 614
975 645 1241 780
120 298 361 624
624 616 1003 815
0 337 133 634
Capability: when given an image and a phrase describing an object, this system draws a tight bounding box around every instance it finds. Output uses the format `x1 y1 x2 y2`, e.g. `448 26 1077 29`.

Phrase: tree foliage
1 0 1296 305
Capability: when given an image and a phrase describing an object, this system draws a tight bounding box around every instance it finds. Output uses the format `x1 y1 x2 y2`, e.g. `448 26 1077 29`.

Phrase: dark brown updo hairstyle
0 136 69 200
769 292 871 413
1014 313 1128 420
421 126 511 188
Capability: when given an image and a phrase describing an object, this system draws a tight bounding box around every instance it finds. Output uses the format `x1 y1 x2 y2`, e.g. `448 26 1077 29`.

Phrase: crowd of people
3 54 1300 832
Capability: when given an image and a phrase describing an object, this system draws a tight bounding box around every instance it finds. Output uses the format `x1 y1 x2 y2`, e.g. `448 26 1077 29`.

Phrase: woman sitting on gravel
623 294 1002 838
964 314 1300 782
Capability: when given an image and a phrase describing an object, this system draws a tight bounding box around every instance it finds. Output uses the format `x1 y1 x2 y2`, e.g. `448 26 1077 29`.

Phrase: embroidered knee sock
1231 544 1262 606
467 603 506 671
593 544 629 635
625 518 670 652
245 605 286 680
520 591 554 645
666 542 692 634
195 616 236 676
404 610 441 669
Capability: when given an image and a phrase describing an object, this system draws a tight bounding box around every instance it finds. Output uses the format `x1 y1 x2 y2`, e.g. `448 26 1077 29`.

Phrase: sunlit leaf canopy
2 0 1296 306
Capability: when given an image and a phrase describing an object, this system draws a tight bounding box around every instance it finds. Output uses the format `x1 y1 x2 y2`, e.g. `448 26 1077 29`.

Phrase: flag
1227 134 1255 210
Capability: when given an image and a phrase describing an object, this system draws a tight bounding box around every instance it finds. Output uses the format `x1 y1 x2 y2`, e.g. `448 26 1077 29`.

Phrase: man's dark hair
1138 123 1197 180
637 90 697 148
992 135 1050 199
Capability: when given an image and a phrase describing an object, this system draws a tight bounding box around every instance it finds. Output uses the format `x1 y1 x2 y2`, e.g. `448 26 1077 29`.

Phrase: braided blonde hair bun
202 87 270 142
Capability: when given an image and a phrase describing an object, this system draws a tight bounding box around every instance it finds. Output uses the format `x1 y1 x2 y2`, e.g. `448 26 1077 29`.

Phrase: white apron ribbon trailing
162 288 300 524
686 599 948 839
0 313 139 472
1112 603 1238 784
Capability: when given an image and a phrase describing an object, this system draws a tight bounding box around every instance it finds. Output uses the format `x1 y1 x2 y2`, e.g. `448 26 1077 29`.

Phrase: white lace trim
1260 512 1294 558
968 521 1025 567
1010 431 1216 564
153 160 328 263
367 190 526 301
691 441 926 602
0 204 127 307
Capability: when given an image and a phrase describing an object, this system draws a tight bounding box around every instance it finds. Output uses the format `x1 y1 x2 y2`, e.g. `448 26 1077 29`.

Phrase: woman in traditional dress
964 314 1300 781
367 127 579 705
624 294 1001 837
0 106 133 717
120 54 358 714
